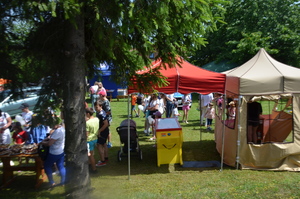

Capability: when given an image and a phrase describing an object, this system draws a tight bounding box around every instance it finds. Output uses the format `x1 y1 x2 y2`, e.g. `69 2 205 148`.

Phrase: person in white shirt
172 103 180 118
0 110 13 166
41 124 66 188
182 94 192 123
199 93 213 126
19 103 33 133
144 94 159 135
158 93 165 116
0 110 12 145
89 82 99 111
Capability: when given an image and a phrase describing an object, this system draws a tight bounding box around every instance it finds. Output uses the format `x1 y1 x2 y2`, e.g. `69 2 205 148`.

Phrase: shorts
207 119 213 126
182 105 190 111
87 140 97 151
131 105 136 110
97 130 109 145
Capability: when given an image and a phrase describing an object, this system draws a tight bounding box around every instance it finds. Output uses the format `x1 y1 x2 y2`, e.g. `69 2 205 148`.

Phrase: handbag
38 144 49 161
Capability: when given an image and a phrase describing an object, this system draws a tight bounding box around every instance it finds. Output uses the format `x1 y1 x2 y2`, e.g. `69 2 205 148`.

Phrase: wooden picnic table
0 153 46 189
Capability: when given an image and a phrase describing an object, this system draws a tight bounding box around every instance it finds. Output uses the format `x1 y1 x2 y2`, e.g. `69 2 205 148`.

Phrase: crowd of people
0 102 65 188
86 82 112 174
127 91 240 137
0 78 244 188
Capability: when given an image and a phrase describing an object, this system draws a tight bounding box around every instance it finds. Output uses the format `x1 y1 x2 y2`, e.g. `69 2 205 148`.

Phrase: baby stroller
116 119 143 161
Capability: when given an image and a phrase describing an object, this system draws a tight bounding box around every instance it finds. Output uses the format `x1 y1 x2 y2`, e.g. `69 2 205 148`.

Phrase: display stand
155 118 183 167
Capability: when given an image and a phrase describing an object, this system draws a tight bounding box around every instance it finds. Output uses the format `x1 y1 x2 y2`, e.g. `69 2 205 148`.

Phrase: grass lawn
1 94 300 199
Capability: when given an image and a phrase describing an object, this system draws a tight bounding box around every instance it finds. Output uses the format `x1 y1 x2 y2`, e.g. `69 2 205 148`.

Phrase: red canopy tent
128 57 226 94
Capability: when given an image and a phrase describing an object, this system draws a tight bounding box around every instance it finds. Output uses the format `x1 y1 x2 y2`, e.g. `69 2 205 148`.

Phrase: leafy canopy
191 0 300 68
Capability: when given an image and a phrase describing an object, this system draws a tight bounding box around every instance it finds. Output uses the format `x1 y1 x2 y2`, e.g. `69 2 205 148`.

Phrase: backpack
38 144 49 161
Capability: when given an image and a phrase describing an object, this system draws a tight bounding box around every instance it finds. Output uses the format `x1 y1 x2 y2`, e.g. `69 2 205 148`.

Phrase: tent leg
199 94 202 141
220 95 227 172
127 94 131 180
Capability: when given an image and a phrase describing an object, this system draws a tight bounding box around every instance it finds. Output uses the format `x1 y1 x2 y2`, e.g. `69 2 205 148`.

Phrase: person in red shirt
12 122 28 145
12 122 29 164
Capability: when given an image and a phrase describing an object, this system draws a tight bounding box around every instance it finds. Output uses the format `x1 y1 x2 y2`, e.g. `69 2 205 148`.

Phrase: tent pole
236 95 242 170
220 95 227 171
127 94 131 180
199 94 202 141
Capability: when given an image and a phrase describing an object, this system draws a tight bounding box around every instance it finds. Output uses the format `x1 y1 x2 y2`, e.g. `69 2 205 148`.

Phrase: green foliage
1 0 228 93
191 0 300 68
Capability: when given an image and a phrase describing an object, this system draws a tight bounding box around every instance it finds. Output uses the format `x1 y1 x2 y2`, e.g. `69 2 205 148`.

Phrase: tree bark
61 16 91 198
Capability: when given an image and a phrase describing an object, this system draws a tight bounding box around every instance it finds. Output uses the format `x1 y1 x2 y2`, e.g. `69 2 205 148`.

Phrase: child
172 103 180 118
148 111 162 141
136 93 144 117
131 94 138 117
12 122 28 145
94 101 109 166
204 103 215 131
12 122 28 164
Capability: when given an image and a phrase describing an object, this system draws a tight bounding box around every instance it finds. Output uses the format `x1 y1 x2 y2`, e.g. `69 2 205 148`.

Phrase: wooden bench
117 95 128 101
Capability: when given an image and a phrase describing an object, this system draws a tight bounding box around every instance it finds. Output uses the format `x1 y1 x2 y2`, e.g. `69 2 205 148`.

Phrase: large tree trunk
61 16 91 198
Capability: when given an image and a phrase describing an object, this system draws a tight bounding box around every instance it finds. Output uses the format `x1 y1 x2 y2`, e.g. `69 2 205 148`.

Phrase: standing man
247 100 262 144
165 93 174 118
19 103 34 134
199 93 213 126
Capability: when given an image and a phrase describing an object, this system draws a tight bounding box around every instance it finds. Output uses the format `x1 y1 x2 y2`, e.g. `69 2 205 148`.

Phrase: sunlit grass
1 94 300 199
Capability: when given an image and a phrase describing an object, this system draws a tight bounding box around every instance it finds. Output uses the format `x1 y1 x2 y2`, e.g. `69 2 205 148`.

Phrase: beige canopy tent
215 48 300 171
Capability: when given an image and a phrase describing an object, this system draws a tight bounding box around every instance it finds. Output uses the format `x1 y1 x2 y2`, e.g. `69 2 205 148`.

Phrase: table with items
0 144 46 189
155 118 183 167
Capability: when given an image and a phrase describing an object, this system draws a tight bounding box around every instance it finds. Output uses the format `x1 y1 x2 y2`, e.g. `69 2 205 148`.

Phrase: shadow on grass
94 139 228 178
0 175 66 199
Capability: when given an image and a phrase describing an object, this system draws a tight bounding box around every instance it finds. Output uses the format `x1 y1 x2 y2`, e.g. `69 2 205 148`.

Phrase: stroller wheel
117 150 122 162
139 150 143 160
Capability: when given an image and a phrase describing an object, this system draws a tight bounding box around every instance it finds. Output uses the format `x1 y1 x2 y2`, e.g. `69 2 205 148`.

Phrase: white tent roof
226 48 300 95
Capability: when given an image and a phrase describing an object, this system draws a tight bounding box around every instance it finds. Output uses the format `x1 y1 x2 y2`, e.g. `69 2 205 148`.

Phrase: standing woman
144 93 159 135
0 109 12 145
41 119 66 187
182 94 191 123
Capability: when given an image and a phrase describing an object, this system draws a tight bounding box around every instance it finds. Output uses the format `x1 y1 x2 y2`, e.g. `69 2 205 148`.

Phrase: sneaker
136 114 139 117
185 121 189 124
96 161 106 167
144 129 148 134
107 142 112 148
52 171 60 175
